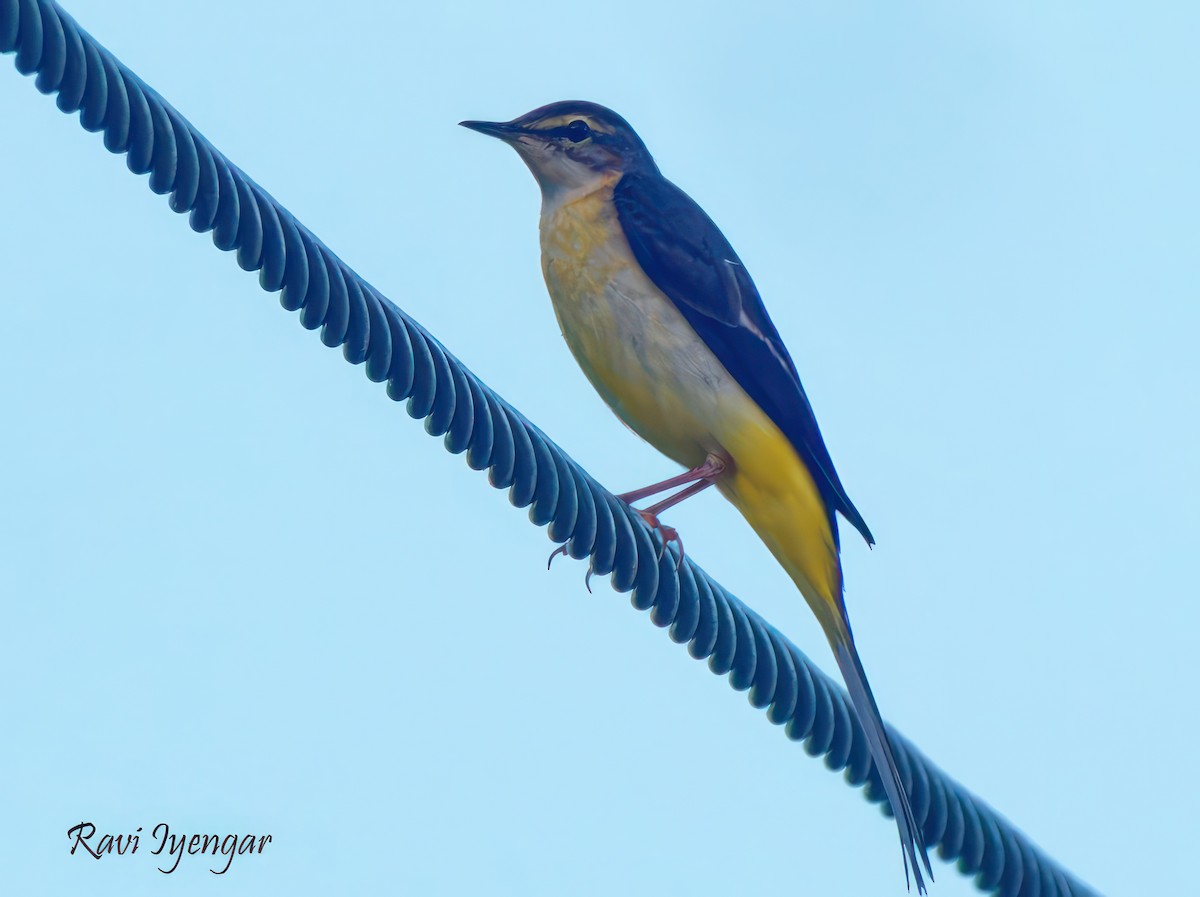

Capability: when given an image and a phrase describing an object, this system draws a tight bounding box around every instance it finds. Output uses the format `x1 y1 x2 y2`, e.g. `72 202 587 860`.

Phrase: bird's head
461 101 657 195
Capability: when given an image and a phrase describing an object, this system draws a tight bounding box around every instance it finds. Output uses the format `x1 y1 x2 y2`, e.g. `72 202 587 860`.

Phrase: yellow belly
538 177 844 619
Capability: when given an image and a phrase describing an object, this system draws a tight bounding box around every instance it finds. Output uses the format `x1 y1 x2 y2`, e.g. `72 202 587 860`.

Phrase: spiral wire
2 3 1100 895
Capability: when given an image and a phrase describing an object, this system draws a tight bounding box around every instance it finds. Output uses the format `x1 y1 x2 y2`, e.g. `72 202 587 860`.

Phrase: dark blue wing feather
613 171 874 546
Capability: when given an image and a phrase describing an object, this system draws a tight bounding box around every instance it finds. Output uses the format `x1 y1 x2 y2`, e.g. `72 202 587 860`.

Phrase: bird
461 101 932 892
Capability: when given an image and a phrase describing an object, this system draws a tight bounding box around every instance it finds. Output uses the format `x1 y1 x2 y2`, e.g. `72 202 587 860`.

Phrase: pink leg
549 474 719 571
551 455 727 577
642 478 715 518
616 455 726 505
628 459 726 566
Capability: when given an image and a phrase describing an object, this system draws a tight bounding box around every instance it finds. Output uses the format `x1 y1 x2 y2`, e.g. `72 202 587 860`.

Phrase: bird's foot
634 508 684 568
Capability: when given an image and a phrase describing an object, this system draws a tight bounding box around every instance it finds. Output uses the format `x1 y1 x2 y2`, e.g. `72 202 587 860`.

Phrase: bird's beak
459 119 526 142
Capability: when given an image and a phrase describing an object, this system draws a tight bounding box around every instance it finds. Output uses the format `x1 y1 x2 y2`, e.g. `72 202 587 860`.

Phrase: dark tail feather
832 632 933 893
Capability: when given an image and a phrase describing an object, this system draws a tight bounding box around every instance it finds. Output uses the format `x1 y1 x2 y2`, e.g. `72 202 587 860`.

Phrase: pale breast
537 178 754 468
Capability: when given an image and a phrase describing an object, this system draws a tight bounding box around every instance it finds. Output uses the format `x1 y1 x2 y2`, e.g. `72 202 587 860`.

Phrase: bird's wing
613 171 874 545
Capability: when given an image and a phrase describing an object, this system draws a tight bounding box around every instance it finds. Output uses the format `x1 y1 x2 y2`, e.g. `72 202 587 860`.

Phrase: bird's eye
564 119 591 143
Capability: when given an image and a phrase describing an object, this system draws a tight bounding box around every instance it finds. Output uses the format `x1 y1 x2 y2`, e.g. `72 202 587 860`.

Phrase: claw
550 542 600 594
634 508 684 569
547 543 569 569
670 538 686 572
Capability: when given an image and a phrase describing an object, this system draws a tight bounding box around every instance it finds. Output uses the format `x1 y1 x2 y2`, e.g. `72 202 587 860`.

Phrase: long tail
831 621 933 893
717 417 934 889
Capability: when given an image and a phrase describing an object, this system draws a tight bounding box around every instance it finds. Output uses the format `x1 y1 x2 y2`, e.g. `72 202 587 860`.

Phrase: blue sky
2 1 1196 894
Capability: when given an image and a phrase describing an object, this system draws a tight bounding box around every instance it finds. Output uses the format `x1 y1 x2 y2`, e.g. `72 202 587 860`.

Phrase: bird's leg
622 454 727 565
548 473 714 573
547 456 725 572
633 478 715 565
640 477 715 518
615 454 726 505
552 456 726 574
